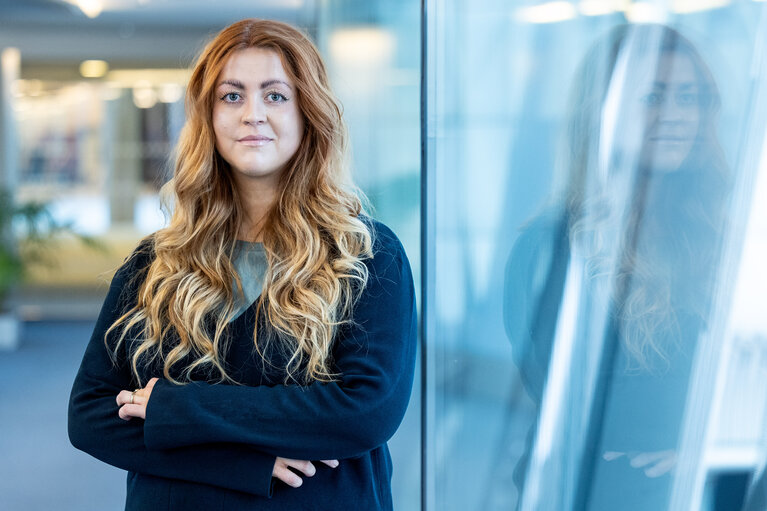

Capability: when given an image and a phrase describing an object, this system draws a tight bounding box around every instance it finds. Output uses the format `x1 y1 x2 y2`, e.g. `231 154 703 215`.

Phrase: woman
504 24 728 510
68 19 416 511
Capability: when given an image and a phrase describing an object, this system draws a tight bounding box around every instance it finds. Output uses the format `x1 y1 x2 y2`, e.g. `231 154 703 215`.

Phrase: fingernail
331 461 339 468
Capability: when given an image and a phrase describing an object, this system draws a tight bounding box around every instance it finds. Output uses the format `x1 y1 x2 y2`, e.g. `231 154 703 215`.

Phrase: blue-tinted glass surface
424 2 767 510
317 2 422 509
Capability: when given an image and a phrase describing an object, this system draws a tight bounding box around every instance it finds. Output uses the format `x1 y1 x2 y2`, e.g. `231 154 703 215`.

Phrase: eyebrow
218 79 293 90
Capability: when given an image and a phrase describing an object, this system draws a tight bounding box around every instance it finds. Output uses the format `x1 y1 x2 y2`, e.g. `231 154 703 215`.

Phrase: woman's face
615 51 703 173
212 47 304 187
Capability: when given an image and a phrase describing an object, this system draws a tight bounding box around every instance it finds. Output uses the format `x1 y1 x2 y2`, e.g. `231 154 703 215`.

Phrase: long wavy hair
561 24 729 370
108 19 373 385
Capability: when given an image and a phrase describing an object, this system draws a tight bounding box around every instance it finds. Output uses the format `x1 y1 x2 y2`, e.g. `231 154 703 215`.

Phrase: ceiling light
624 2 668 22
579 0 622 16
79 60 109 78
64 0 103 18
672 0 730 12
105 68 191 87
158 83 183 103
133 81 157 109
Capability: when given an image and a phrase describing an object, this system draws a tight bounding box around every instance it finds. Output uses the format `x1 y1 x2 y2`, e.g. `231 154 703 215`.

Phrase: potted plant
0 188 100 349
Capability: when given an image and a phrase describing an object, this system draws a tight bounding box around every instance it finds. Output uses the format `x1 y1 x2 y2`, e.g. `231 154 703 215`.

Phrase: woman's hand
116 377 159 420
603 449 676 478
272 458 339 488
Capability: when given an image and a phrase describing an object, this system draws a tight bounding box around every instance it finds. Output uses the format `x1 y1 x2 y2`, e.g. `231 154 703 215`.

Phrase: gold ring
130 390 136 405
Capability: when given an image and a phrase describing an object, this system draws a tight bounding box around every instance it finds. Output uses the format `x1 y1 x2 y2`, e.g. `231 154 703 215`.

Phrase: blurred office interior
1 0 767 510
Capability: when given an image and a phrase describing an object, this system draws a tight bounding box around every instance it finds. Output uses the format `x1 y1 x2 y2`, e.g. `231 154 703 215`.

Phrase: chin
234 163 283 178
641 148 693 174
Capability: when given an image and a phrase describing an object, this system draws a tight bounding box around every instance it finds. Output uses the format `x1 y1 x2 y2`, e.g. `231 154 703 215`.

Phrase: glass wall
423 1 767 510
316 1 422 509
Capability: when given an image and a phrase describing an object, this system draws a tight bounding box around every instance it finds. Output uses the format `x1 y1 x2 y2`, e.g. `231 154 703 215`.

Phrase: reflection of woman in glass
68 19 416 510
505 24 728 510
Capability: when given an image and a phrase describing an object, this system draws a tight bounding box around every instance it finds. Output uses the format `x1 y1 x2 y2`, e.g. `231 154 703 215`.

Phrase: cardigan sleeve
68 240 277 498
142 222 418 461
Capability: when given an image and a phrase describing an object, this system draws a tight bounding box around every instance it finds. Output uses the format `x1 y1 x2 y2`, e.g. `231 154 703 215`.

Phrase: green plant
0 188 103 309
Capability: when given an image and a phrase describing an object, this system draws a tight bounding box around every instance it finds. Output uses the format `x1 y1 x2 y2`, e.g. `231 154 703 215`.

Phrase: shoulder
513 209 567 256
507 210 567 274
111 234 157 290
358 216 412 285
360 216 408 265
504 209 569 309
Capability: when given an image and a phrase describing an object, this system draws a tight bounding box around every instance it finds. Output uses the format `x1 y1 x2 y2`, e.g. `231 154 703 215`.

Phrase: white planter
0 312 20 350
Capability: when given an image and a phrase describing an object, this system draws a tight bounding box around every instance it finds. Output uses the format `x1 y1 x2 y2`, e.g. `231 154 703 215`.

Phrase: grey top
231 240 267 321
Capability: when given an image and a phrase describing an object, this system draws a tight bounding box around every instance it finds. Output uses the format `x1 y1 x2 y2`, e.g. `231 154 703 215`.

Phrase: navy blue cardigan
68 220 417 510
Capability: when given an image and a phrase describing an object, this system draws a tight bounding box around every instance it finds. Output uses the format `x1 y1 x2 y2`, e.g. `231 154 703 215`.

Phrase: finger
273 465 303 488
116 390 135 407
116 390 147 408
630 450 671 468
284 459 316 477
131 394 148 406
602 451 625 462
145 377 159 393
645 453 676 478
118 404 145 420
320 460 339 468
117 404 132 421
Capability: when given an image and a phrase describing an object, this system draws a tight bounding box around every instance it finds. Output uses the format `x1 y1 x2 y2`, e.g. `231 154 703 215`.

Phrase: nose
657 93 692 124
242 97 266 125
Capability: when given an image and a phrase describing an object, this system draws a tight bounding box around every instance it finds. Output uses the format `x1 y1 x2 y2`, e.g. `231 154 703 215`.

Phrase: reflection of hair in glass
107 19 373 385
561 24 729 371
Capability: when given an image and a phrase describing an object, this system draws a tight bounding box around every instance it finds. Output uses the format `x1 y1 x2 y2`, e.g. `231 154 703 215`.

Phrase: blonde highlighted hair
562 24 728 371
108 19 373 385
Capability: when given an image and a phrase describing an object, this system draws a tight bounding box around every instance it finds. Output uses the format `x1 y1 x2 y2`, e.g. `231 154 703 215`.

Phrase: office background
1 1 766 510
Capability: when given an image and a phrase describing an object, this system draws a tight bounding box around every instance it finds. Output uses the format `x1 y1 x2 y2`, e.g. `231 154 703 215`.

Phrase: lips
238 135 273 146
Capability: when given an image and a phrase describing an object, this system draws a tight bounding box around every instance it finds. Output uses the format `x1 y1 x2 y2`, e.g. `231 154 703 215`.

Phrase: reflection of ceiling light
133 81 157 109
329 28 395 67
625 2 668 22
79 60 109 78
66 0 103 18
672 0 730 12
158 83 183 103
579 0 622 16
515 2 578 23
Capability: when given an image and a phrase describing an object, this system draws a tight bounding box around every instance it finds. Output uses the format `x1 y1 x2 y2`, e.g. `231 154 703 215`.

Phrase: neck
234 173 280 242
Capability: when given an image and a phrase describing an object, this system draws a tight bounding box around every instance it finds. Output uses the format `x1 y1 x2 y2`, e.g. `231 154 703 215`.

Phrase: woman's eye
266 92 287 102
640 92 663 106
676 92 698 107
222 92 241 102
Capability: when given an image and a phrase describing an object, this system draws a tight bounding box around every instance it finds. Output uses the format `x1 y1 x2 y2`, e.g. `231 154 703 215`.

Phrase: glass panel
424 1 767 510
316 1 422 509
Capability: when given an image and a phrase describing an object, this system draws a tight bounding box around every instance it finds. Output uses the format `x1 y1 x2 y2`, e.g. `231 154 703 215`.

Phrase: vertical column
0 47 20 193
0 48 20 348
109 89 141 227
